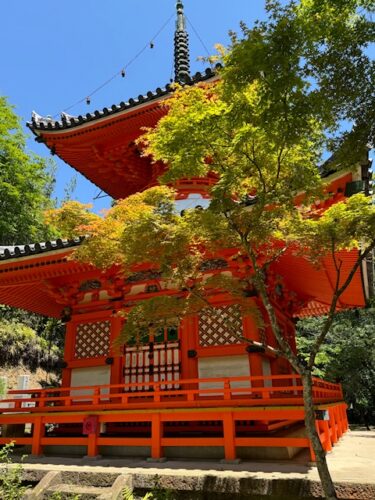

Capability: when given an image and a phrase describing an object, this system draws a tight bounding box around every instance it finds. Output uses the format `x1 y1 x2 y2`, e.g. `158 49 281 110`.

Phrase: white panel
71 366 110 400
262 359 272 388
198 355 251 395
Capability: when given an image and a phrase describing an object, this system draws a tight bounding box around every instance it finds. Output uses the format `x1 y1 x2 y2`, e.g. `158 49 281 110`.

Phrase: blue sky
0 0 267 212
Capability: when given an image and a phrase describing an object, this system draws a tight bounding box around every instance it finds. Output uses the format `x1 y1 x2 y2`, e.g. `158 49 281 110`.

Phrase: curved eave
27 68 219 133
30 100 167 199
27 70 220 199
273 249 367 318
0 241 98 318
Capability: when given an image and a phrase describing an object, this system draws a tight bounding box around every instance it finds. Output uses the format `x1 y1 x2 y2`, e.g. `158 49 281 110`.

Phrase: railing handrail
5 373 342 398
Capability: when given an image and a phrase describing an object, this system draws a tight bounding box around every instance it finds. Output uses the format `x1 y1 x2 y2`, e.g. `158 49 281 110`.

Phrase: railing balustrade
0 374 342 414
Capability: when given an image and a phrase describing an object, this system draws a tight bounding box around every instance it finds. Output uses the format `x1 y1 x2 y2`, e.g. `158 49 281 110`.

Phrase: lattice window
74 321 111 359
199 304 243 347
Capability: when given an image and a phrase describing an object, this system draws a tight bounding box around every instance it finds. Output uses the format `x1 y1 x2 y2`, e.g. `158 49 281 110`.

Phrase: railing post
335 406 343 438
187 385 195 402
31 416 44 457
39 391 46 410
329 408 338 444
224 379 231 400
223 412 237 462
65 393 72 408
93 387 100 406
151 413 162 459
262 378 270 400
154 383 161 403
322 421 332 452
87 430 99 458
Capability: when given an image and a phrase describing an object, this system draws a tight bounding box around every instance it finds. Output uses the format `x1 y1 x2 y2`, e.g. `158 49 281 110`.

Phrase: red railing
0 374 342 414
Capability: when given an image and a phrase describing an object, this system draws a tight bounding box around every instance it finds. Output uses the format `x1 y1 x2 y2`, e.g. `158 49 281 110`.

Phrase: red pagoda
0 2 370 461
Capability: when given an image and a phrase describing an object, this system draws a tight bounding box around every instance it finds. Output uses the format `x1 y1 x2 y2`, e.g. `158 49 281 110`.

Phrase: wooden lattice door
123 327 180 391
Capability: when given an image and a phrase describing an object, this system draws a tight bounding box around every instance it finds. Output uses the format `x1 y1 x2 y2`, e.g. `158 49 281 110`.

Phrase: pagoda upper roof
26 68 219 200
28 67 218 133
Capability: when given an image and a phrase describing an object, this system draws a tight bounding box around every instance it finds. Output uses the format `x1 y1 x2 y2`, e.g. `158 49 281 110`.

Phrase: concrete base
83 454 103 461
35 440 304 461
18 429 375 500
146 457 167 463
99 445 150 457
220 458 242 464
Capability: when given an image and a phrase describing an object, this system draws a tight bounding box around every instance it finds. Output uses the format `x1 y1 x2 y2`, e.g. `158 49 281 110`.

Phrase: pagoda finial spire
174 1 190 84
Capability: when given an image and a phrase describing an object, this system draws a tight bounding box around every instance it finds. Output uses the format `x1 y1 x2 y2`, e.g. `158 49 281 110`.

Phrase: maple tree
47 1 375 498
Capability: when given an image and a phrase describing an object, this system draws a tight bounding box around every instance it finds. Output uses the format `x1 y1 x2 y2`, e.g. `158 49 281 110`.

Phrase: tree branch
308 240 375 369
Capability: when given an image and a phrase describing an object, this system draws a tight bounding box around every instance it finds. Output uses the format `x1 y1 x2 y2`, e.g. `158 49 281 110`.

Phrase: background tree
297 306 375 428
46 1 374 498
0 96 64 381
0 318 61 375
0 96 56 245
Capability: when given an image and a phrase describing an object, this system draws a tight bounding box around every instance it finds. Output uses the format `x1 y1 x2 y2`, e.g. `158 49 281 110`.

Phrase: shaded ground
9 429 374 498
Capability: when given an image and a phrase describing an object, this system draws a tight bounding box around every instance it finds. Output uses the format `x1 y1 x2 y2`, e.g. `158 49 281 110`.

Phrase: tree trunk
302 371 338 500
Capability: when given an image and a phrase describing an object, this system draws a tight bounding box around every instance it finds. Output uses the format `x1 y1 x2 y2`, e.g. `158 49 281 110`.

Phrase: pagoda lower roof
0 239 367 320
0 237 84 261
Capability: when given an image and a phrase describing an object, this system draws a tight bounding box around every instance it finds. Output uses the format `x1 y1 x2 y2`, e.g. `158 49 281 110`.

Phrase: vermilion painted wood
0 373 348 462
234 437 310 447
2 374 342 415
0 402 348 461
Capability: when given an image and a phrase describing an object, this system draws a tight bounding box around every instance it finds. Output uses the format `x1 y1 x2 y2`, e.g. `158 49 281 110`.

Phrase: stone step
25 470 134 500
44 483 111 499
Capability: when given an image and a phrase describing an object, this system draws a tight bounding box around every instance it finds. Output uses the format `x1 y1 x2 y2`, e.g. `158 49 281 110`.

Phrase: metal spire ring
174 1 190 83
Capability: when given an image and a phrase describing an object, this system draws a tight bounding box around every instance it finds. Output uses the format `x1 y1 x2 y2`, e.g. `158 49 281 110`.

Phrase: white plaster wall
70 365 110 401
198 355 251 395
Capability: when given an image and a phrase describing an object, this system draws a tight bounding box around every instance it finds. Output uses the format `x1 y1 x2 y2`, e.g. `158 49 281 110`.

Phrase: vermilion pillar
62 321 75 387
243 314 263 386
180 315 198 380
109 314 123 385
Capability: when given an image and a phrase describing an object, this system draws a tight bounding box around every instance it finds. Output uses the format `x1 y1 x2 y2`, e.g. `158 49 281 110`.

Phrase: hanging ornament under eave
86 97 91 105
121 69 126 78
150 41 154 49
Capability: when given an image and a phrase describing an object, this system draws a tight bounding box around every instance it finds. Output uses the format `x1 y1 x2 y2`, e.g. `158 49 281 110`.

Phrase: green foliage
45 2 374 496
122 474 173 500
0 306 65 351
44 200 101 240
224 0 375 169
0 96 56 245
297 306 375 424
149 475 174 500
0 377 6 397
294 193 375 263
122 488 153 500
0 318 61 372
48 1 375 356
0 442 28 500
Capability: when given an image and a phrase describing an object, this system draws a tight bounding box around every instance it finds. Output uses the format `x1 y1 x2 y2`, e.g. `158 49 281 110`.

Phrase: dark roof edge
27 65 221 134
0 237 85 262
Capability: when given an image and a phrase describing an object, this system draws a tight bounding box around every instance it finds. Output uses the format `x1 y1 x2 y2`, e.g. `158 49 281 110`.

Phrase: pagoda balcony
0 374 348 461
